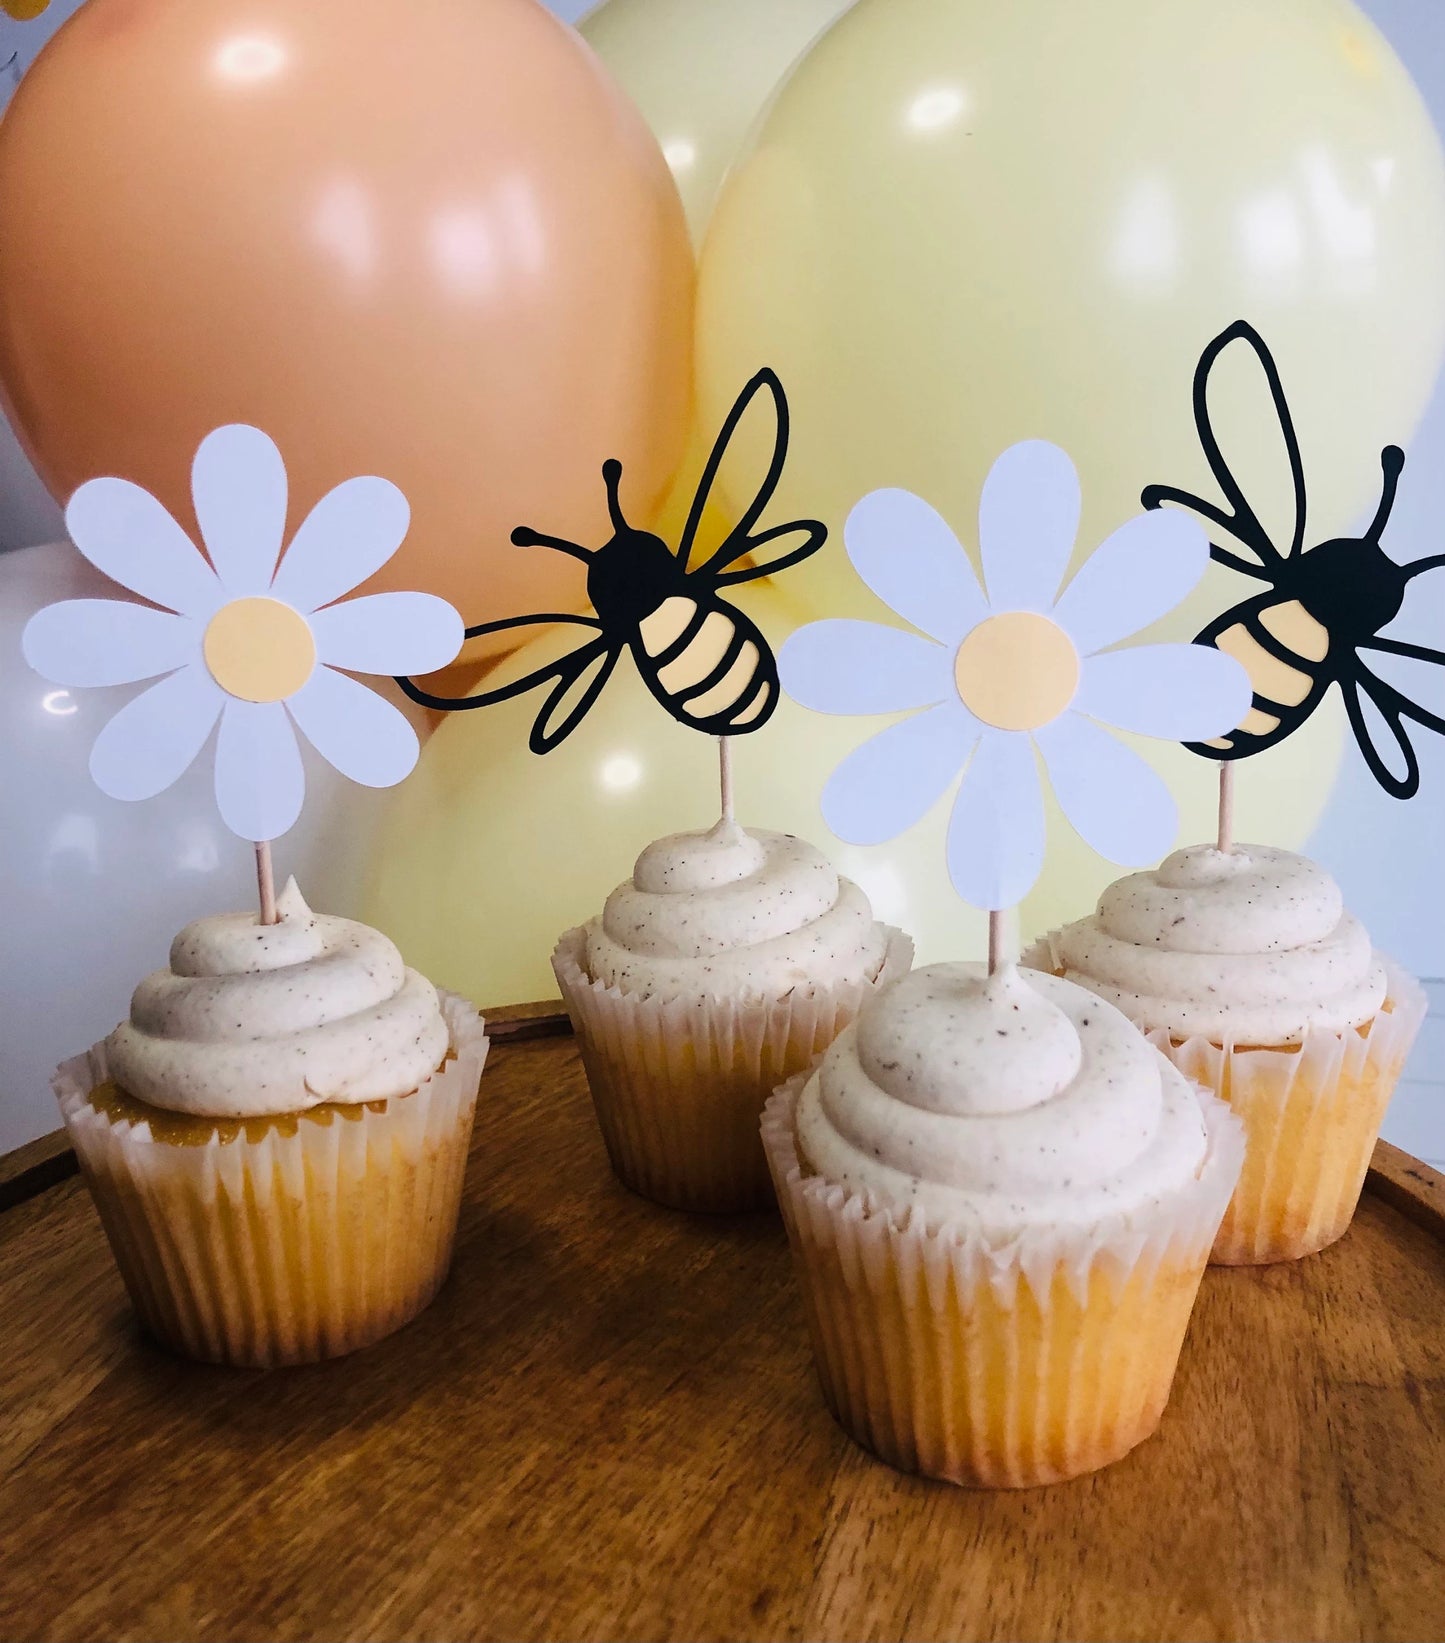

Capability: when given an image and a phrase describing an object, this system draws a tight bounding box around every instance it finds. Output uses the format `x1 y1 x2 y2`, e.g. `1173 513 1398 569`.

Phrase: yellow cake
761 961 1243 1488
554 818 911 1213
1031 844 1425 1265
54 879 488 1366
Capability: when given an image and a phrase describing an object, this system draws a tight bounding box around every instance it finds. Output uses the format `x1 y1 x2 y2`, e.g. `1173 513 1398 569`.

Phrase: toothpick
1217 762 1236 855
719 735 735 824
988 909 1007 977
255 840 278 926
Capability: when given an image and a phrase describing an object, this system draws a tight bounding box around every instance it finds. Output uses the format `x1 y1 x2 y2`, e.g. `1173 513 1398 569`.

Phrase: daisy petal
310 593 464 677
22 600 200 686
65 479 222 617
286 666 420 788
821 702 980 845
978 440 1080 613
1035 713 1176 866
270 477 411 613
1075 645 1253 740
780 619 954 715
945 731 1044 910
1052 510 1210 653
89 666 224 801
214 700 305 841
844 489 989 644
191 425 289 597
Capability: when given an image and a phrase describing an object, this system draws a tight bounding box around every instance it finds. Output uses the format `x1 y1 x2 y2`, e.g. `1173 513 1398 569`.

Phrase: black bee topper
399 369 825 753
1143 320 1445 798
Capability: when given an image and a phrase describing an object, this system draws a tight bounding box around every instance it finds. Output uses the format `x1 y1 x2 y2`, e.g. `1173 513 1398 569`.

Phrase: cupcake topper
1143 319 1445 849
397 367 826 824
21 424 464 922
778 441 1253 971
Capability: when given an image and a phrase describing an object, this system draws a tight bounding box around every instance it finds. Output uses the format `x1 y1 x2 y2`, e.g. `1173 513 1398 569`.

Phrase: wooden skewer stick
988 908 1007 977
1217 761 1236 855
255 840 278 926
719 735 735 825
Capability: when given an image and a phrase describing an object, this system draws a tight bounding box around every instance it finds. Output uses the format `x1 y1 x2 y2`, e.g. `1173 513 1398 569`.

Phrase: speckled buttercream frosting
793 961 1210 1241
105 879 450 1118
1044 844 1387 1046
583 819 891 1000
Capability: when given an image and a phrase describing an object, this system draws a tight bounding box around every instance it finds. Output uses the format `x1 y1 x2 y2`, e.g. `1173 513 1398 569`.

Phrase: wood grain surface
2 1031 1443 1643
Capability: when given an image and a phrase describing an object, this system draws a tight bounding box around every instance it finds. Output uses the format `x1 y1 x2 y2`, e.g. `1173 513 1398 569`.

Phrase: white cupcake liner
553 925 914 1214
53 993 489 1367
761 1068 1244 1487
1027 937 1426 1263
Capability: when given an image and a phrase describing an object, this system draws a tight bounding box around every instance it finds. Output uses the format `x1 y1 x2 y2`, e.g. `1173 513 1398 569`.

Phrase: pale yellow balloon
365 582 1344 1006
581 0 855 244
696 0 1445 641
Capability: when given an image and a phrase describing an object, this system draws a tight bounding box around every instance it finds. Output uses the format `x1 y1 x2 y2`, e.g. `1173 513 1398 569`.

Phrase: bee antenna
1366 445 1406 543
602 459 628 533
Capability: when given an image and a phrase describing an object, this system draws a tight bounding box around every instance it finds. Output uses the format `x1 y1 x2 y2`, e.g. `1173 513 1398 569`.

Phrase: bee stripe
730 676 773 728
682 621 748 702
657 610 735 694
1259 600 1329 663
653 603 710 669
638 596 697 658
685 642 760 720
1240 706 1282 736
1216 622 1315 709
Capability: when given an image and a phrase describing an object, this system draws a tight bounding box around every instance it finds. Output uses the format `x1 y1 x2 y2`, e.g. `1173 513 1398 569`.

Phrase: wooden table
3 1013 1444 1643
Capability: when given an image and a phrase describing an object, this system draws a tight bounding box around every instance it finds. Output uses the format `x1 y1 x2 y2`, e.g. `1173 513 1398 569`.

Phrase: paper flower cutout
779 440 1253 910
23 425 464 842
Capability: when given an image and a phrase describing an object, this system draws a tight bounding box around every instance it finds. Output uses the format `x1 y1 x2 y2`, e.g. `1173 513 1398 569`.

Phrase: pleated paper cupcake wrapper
761 1069 1245 1489
52 992 489 1368
553 925 914 1214
1027 937 1426 1265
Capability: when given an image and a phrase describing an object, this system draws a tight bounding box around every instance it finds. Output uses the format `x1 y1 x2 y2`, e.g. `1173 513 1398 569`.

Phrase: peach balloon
0 0 692 647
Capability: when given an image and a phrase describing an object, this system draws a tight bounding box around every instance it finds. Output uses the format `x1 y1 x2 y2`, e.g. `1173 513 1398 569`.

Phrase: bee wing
1341 665 1423 799
1143 320 1306 575
529 638 622 753
679 368 826 580
396 614 619 755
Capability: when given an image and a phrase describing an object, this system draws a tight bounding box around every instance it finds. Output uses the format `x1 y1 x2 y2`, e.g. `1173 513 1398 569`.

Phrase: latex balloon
581 0 853 243
696 0 1445 666
363 582 1342 1009
0 0 692 652
0 542 426 1154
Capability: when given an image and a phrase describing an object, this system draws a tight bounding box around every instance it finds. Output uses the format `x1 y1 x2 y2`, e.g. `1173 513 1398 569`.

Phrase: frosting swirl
584 820 890 999
106 880 450 1118
795 962 1209 1239
1047 844 1386 1045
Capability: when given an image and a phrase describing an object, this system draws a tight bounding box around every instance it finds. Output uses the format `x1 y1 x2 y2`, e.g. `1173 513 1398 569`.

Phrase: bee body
1144 319 1445 799
400 368 821 754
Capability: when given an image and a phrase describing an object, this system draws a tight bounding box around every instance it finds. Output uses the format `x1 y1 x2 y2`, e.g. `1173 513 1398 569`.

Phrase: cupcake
1032 844 1426 1265
553 819 912 1213
52 880 488 1367
761 961 1243 1488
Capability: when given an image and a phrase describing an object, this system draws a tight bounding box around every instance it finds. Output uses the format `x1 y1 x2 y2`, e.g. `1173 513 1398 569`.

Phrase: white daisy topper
23 424 464 848
779 440 1252 913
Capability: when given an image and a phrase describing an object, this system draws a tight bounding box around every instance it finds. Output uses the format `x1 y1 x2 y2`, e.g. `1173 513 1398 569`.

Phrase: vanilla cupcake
52 880 488 1367
761 962 1243 1488
1033 844 1426 1265
553 819 912 1213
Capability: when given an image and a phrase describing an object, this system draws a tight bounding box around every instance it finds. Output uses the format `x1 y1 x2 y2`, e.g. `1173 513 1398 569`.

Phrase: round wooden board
1 1026 1442 1643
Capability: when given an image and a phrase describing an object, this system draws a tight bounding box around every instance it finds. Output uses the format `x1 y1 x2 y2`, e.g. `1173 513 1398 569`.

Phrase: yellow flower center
202 597 316 703
0 0 53 19
953 611 1079 731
